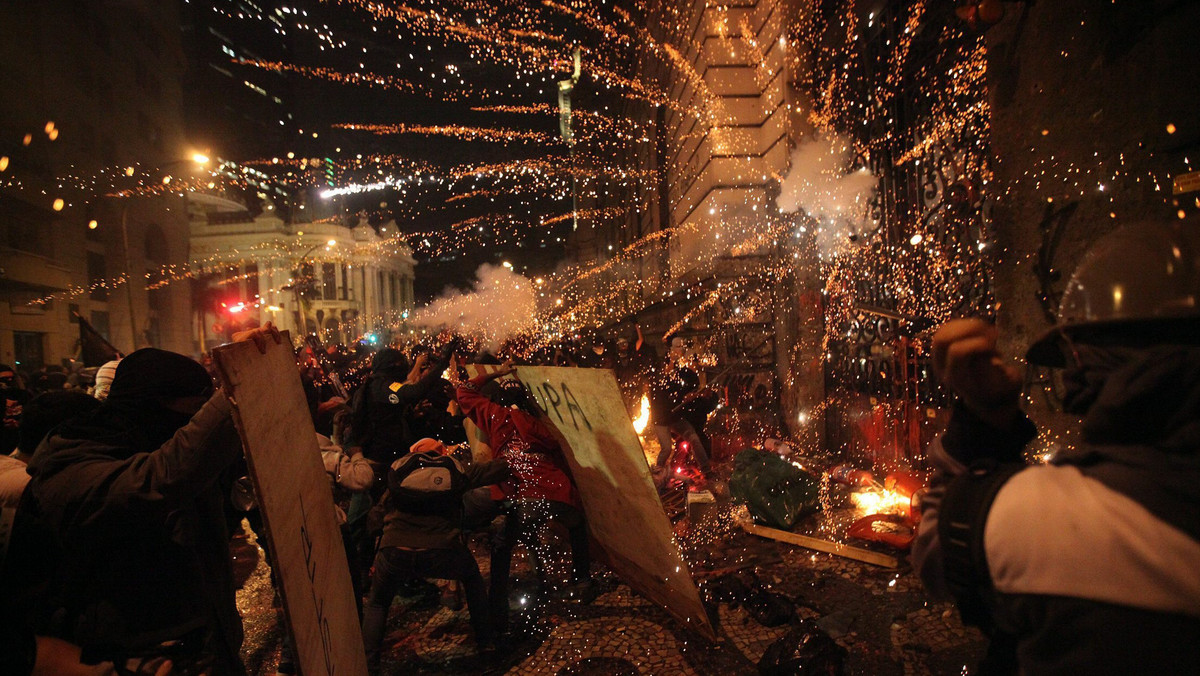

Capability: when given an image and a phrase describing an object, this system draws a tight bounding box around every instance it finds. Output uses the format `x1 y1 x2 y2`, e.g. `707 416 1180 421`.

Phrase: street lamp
117 153 209 350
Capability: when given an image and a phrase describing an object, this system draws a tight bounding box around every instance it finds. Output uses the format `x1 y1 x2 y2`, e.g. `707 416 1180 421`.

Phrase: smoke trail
776 133 878 256
411 264 538 348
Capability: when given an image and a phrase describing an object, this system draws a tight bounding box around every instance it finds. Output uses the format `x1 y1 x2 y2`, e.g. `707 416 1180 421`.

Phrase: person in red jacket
457 362 594 634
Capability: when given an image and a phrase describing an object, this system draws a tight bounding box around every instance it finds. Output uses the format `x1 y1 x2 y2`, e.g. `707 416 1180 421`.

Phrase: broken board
467 365 717 640
741 521 899 568
214 333 367 676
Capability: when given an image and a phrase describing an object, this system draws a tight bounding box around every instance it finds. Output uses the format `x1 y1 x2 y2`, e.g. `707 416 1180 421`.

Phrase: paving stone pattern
235 515 987 675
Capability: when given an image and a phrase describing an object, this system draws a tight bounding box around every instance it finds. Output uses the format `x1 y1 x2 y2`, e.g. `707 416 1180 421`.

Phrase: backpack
388 451 468 514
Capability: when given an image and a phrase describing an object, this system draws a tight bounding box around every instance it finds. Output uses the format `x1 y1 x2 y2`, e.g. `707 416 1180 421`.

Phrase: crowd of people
2 220 1199 676
0 319 724 676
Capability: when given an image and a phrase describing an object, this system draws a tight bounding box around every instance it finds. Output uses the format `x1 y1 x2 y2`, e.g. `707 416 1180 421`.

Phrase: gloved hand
931 319 1022 429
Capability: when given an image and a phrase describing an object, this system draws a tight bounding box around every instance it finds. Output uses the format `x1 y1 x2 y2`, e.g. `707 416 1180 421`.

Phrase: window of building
340 264 349 300
322 263 337 301
88 251 108 301
13 332 44 371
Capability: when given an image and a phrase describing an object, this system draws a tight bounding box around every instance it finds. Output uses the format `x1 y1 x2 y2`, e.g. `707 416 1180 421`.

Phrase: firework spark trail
335 122 562 145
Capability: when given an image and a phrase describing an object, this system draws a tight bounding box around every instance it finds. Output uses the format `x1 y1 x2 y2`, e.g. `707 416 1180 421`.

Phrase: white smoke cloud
410 263 538 347
776 133 878 256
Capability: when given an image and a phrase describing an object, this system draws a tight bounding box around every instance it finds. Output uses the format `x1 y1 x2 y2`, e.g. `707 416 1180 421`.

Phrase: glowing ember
632 394 650 434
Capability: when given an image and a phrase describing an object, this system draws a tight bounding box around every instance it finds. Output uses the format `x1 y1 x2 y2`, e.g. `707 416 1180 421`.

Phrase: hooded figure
24 348 246 673
349 343 454 466
914 223 1200 675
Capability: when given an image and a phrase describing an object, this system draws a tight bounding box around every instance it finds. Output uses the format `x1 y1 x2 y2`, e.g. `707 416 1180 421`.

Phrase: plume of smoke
411 263 538 348
776 133 878 256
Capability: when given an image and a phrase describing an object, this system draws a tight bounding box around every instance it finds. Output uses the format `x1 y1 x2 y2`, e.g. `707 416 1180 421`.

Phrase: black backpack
387 451 468 515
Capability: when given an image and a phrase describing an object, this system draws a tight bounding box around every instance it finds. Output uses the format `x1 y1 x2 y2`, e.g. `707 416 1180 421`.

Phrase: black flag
76 312 123 367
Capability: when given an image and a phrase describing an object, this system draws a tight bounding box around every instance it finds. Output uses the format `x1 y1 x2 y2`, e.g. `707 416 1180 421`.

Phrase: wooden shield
468 364 716 639
214 334 367 676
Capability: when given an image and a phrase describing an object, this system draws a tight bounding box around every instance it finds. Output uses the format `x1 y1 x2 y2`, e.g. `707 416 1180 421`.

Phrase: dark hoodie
915 345 1200 675
351 345 453 464
24 349 246 672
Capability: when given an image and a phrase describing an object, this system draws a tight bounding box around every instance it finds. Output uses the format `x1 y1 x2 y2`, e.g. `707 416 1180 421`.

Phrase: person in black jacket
350 341 457 467
21 326 280 675
914 223 1200 674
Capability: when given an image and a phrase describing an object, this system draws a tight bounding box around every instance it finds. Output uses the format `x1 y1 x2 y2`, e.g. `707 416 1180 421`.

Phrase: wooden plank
214 333 367 676
741 521 899 568
469 365 717 640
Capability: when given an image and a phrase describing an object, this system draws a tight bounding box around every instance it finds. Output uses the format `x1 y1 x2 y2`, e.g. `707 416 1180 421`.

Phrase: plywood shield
469 365 716 640
214 334 367 676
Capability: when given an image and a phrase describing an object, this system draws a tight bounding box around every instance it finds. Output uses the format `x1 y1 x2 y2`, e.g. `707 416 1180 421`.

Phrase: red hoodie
457 375 579 507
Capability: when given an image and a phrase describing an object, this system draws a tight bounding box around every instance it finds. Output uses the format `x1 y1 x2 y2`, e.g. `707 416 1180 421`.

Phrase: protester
1 364 30 455
612 324 654 410
457 363 595 634
361 437 509 669
351 340 457 467
20 324 281 675
649 349 716 485
913 222 1200 674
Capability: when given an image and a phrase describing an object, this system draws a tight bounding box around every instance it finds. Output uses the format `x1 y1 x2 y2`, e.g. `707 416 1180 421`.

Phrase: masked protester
22 326 280 675
914 223 1200 674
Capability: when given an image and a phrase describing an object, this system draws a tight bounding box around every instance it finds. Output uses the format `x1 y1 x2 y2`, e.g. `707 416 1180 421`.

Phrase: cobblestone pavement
234 505 986 676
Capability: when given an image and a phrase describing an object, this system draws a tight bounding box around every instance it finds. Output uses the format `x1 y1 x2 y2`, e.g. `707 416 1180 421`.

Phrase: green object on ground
730 449 821 529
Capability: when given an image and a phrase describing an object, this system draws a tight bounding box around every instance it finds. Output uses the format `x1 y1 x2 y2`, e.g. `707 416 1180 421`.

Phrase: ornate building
188 193 415 351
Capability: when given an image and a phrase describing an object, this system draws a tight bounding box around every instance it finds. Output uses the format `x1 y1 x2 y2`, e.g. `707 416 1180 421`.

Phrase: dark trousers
489 499 590 633
361 545 490 667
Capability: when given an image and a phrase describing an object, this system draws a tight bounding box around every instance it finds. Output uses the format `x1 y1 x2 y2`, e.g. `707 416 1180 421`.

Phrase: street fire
850 487 911 517
632 394 650 434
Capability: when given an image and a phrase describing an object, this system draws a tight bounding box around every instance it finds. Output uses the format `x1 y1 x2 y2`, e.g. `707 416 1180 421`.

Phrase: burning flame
632 395 651 434
851 488 910 516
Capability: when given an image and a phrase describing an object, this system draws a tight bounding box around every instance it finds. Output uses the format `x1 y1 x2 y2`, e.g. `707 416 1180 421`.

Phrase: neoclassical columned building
187 193 414 352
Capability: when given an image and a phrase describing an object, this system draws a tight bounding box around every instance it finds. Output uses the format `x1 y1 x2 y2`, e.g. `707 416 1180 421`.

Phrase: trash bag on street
758 620 847 675
730 449 821 529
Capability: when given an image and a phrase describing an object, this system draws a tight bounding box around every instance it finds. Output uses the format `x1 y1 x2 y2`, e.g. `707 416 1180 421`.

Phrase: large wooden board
214 334 367 676
469 365 717 639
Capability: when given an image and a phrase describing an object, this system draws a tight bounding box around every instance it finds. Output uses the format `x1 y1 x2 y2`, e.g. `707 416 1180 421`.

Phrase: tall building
569 0 797 436
188 193 415 349
0 1 195 370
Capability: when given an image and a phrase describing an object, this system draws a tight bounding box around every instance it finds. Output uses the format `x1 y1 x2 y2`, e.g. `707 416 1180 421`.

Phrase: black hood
372 348 409 374
1054 346 1200 540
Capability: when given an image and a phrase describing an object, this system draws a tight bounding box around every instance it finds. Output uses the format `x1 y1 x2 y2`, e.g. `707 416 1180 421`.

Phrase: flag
76 312 123 367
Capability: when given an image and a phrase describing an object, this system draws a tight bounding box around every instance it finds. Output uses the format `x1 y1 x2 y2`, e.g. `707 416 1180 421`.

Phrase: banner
75 312 122 367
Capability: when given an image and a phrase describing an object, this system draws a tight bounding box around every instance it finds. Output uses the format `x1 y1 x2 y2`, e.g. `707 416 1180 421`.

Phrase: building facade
188 193 415 351
0 1 194 372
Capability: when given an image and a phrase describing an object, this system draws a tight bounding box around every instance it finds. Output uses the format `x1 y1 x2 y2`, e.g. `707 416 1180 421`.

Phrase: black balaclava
88 348 215 457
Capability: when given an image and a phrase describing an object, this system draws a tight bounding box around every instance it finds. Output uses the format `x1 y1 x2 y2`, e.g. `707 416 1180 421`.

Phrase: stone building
570 0 1199 465
188 193 415 350
0 1 196 370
